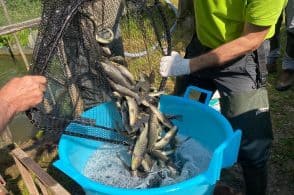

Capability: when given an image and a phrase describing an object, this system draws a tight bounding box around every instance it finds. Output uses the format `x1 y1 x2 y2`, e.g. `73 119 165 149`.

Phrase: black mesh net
122 0 171 57
26 0 173 144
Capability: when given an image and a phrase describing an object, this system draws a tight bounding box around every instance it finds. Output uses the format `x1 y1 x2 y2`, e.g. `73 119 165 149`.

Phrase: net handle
154 0 172 91
39 0 87 74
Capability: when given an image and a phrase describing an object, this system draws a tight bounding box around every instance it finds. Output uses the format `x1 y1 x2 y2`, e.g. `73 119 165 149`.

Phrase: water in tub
83 135 212 189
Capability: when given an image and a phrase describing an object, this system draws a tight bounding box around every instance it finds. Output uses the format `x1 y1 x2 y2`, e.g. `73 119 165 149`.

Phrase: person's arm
189 23 270 72
160 23 270 76
0 96 14 134
0 76 47 132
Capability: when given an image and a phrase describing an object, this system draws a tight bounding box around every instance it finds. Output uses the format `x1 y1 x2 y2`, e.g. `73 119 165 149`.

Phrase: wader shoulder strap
256 42 268 88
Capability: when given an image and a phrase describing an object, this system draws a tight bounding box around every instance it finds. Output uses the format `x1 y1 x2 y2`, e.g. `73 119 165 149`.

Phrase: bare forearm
0 98 14 132
0 75 47 132
189 24 269 73
190 36 263 72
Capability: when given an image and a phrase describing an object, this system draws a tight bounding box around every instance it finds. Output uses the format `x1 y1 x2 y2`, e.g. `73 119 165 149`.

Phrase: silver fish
132 114 150 133
141 100 173 128
147 113 160 151
153 126 178 150
148 91 165 97
101 61 133 89
108 79 140 102
112 62 136 85
121 101 132 132
126 96 138 126
150 150 169 162
131 123 149 171
141 154 153 172
102 46 112 57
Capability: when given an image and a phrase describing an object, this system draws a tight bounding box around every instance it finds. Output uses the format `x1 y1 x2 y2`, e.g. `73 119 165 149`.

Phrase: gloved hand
160 51 190 77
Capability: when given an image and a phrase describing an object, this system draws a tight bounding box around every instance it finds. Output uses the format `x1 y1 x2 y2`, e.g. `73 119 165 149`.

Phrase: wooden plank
11 147 70 195
35 178 49 195
0 18 41 36
12 156 40 195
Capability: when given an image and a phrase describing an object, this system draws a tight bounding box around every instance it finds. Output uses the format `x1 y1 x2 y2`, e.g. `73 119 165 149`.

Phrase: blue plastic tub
54 86 242 195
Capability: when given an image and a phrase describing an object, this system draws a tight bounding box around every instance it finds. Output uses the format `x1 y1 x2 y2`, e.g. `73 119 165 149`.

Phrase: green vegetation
265 24 294 192
121 1 176 91
0 30 33 48
0 0 41 25
0 0 41 47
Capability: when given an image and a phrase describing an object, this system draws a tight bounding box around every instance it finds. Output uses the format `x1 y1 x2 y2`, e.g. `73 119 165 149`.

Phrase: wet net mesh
26 0 173 143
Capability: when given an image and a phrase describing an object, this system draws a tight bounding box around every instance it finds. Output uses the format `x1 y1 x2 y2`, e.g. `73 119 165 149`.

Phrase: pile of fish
100 57 179 177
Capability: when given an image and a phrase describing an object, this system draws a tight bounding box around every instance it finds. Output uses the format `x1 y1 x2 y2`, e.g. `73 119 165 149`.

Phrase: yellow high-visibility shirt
194 0 287 48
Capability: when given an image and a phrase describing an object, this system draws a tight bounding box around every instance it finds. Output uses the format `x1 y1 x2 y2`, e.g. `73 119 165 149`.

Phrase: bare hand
0 76 47 115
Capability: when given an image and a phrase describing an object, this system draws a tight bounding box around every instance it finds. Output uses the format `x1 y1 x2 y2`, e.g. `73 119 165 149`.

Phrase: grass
264 23 294 193
267 74 294 193
0 0 41 47
0 0 41 25
121 1 177 91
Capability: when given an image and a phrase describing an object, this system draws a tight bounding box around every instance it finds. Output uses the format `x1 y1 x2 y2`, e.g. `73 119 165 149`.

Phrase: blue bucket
53 86 242 195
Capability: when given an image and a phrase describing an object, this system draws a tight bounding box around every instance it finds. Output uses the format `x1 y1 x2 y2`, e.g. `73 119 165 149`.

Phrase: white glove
160 51 190 77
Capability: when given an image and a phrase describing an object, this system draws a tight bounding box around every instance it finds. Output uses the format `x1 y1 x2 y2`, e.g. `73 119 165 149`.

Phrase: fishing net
26 0 174 144
121 0 175 90
122 0 172 57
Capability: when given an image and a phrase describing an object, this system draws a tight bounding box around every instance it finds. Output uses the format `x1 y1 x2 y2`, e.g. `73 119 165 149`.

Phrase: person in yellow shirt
160 1 286 194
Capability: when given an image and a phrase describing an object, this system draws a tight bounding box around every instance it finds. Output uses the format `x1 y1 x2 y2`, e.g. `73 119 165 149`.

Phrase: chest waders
221 42 273 195
220 89 271 195
174 34 273 195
